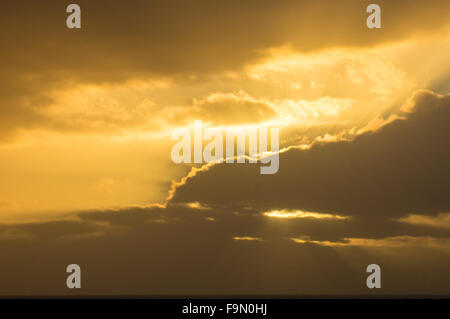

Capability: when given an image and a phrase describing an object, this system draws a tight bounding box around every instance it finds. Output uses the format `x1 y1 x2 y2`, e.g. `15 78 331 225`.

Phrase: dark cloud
0 201 449 295
2 0 448 79
171 90 450 219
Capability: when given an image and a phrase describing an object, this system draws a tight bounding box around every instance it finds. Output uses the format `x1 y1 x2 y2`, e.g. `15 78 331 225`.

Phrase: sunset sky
0 0 449 295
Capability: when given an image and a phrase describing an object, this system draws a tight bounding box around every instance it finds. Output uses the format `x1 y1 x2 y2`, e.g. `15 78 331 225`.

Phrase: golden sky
0 0 449 295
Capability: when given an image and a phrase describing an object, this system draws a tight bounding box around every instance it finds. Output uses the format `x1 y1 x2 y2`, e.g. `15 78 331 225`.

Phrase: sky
0 0 449 295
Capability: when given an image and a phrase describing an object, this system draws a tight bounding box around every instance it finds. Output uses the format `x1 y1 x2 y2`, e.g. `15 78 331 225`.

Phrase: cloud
165 91 277 125
1 0 449 139
1 90 448 296
263 209 349 220
233 236 264 242
0 200 449 295
291 235 450 251
170 90 450 219
397 213 450 230
162 91 354 128
3 0 448 79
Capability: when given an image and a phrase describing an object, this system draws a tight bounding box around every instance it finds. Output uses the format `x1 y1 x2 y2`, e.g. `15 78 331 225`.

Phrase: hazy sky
0 0 449 295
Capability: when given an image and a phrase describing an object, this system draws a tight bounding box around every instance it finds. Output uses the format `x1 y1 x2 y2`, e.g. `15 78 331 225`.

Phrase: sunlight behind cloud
263 209 349 220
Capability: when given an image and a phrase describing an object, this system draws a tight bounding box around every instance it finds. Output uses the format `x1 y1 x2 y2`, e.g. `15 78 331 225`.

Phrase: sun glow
263 209 349 220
